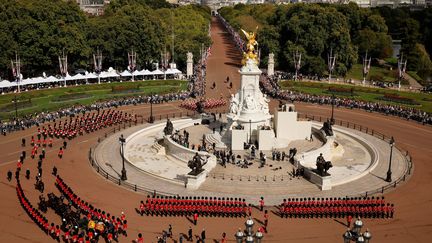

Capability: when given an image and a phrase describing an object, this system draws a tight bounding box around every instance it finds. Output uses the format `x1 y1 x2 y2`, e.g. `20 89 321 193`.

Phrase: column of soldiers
139 195 247 218
15 157 61 241
56 175 128 242
279 197 394 219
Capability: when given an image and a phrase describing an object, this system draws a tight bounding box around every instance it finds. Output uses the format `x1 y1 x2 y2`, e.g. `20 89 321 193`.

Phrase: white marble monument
226 59 273 149
186 52 193 78
267 53 274 76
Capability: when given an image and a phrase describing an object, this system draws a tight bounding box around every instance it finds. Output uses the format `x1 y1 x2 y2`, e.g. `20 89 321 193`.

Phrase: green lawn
280 81 432 113
346 64 402 83
0 80 188 120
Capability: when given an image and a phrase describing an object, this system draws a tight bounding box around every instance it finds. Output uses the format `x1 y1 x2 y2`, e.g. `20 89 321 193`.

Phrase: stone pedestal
185 172 207 189
231 129 248 150
257 129 275 151
186 52 193 78
267 53 274 77
304 169 332 190
274 108 311 141
227 59 273 148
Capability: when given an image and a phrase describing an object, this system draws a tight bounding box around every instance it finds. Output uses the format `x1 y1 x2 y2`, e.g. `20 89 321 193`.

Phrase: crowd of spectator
260 75 432 125
218 15 245 53
179 97 226 111
189 47 211 98
0 92 190 134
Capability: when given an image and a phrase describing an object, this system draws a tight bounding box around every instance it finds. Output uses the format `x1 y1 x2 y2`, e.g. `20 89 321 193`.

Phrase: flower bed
111 84 141 93
377 93 420 105
51 92 92 102
0 99 33 112
325 86 356 96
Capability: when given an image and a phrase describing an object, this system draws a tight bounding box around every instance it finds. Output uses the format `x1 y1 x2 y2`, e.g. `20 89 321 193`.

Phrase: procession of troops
4 71 410 243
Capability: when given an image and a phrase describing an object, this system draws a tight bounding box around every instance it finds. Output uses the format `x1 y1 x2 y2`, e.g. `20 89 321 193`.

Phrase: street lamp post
235 229 244 243
328 48 337 83
94 48 103 85
255 231 263 243
59 51 68 87
330 94 335 125
353 218 363 235
119 134 127 181
342 218 372 243
249 120 252 145
385 136 395 182
363 229 372 243
343 229 352 243
149 93 154 123
13 95 18 119
245 217 254 236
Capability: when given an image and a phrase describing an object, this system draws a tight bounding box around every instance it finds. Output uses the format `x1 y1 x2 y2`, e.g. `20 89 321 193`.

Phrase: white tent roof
0 80 15 88
141 69 153 75
21 78 33 85
165 68 182 75
71 73 85 80
151 69 164 75
120 70 132 77
84 73 98 79
45 76 60 82
132 70 142 76
30 77 45 84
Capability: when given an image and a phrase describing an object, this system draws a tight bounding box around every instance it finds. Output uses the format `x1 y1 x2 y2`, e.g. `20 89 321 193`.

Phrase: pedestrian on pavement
221 232 227 243
193 212 198 225
347 214 353 228
264 210 269 233
168 224 172 237
136 233 144 243
188 226 193 241
259 197 264 211
201 229 206 243
21 138 26 147
7 170 12 181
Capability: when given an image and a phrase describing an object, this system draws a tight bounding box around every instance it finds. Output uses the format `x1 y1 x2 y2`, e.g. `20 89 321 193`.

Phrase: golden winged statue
241 26 259 65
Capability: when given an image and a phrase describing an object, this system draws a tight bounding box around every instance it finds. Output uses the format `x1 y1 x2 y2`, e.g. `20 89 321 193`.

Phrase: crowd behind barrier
0 92 189 134
260 74 432 125
189 47 211 97
179 97 227 111
139 195 248 217
279 197 395 219
217 15 245 53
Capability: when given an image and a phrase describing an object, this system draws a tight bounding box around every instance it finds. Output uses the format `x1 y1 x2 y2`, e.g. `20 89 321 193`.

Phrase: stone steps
205 132 227 149
151 142 165 155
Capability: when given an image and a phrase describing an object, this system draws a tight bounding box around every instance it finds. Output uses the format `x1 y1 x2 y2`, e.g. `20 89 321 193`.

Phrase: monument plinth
226 59 273 148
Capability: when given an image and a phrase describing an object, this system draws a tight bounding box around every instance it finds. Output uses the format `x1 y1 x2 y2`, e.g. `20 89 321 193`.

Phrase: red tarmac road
0 16 431 243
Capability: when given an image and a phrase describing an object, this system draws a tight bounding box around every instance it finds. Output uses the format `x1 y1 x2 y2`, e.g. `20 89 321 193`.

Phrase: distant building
75 0 110 16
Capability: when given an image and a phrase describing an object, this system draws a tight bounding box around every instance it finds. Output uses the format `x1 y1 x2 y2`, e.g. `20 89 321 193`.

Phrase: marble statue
187 52 193 62
229 94 239 114
258 94 270 114
243 94 257 111
241 27 259 65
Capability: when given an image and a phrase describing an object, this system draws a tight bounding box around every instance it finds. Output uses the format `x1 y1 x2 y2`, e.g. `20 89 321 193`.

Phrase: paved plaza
93 117 407 205
0 16 431 243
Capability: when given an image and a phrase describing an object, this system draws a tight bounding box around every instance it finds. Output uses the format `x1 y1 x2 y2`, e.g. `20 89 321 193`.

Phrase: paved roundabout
0 17 431 243
92 115 408 205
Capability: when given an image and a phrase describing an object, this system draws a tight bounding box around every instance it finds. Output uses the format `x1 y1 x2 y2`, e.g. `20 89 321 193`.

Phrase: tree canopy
220 3 432 77
0 0 211 79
